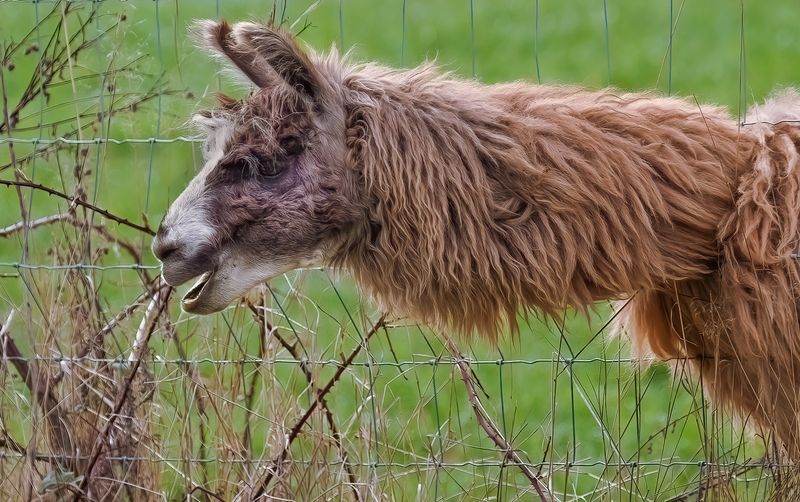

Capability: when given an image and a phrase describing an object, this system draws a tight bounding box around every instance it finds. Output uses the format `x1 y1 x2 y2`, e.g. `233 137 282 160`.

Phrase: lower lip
182 270 214 306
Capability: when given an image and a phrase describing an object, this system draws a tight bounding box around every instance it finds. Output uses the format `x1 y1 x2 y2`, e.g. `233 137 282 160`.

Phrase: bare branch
129 285 168 363
443 335 551 502
97 288 154 340
0 212 147 285
0 213 69 238
0 179 155 235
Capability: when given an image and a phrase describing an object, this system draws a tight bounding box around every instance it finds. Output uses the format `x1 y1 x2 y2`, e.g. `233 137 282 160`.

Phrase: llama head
153 21 359 314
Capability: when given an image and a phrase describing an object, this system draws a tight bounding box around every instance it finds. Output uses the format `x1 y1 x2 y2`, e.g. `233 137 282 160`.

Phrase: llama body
153 21 800 454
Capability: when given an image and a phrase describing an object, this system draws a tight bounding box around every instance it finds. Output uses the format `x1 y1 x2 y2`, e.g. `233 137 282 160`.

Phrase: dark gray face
152 21 356 314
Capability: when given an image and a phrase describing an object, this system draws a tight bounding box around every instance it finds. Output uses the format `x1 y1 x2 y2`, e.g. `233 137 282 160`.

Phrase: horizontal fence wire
0 355 640 366
0 262 159 270
0 452 779 469
0 0 114 3
0 136 203 144
0 264 334 271
0 355 718 367
1 120 798 144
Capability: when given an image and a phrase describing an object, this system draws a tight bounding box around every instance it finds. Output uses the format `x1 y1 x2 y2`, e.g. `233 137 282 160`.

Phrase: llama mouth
182 269 216 308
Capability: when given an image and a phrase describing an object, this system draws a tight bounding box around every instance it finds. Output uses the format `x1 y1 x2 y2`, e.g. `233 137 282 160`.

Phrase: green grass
1 0 798 500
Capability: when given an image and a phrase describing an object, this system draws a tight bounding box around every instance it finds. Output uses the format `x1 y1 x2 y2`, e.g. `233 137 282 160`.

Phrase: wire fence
1 0 798 501
0 137 202 144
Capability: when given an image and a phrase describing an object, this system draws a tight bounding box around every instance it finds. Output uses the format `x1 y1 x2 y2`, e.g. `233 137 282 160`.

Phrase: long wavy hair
338 67 800 454
171 22 800 456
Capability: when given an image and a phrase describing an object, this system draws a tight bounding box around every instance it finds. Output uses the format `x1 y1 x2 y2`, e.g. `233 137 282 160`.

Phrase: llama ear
229 22 325 100
191 20 276 88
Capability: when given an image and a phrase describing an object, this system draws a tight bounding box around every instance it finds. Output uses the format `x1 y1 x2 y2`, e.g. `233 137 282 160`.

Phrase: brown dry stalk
0 311 75 470
53 281 160 383
0 179 155 236
73 282 172 500
443 336 551 501
247 301 362 502
248 313 388 501
0 3 177 498
52 278 162 389
0 3 107 134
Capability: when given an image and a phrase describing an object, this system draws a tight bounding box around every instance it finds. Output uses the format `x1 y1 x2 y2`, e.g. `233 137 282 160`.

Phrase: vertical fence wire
602 0 611 85
400 0 406 66
533 0 541 83
667 0 673 94
469 0 476 78
144 0 163 217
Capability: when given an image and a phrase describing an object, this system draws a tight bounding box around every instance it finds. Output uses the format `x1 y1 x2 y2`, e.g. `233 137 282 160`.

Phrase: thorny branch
443 335 552 502
247 301 362 502
248 313 388 501
0 178 155 235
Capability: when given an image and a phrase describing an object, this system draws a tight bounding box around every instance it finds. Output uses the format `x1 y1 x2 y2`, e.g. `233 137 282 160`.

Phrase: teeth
183 271 213 304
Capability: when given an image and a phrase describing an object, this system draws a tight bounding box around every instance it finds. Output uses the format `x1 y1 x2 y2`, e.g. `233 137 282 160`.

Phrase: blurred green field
1 1 799 500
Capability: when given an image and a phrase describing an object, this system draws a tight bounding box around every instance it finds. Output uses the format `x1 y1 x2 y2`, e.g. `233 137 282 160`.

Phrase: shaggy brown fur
156 22 800 456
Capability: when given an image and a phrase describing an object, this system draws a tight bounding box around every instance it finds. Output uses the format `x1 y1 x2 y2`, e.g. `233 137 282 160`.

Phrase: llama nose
152 227 181 262
154 241 179 261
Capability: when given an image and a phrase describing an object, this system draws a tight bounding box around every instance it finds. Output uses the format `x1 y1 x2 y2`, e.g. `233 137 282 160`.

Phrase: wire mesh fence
0 0 799 500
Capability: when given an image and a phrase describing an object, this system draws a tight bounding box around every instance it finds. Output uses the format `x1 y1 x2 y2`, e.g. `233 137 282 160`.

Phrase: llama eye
258 158 284 178
279 135 304 156
220 158 250 174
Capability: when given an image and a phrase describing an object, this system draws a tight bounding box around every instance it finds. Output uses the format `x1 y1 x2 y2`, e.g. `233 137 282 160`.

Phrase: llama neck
340 69 748 335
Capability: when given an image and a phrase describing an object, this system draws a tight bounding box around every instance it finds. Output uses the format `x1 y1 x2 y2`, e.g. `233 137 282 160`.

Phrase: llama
152 21 800 456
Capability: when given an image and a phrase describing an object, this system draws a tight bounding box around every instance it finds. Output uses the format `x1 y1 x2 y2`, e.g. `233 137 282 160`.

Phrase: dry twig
443 335 551 501
0 213 68 238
